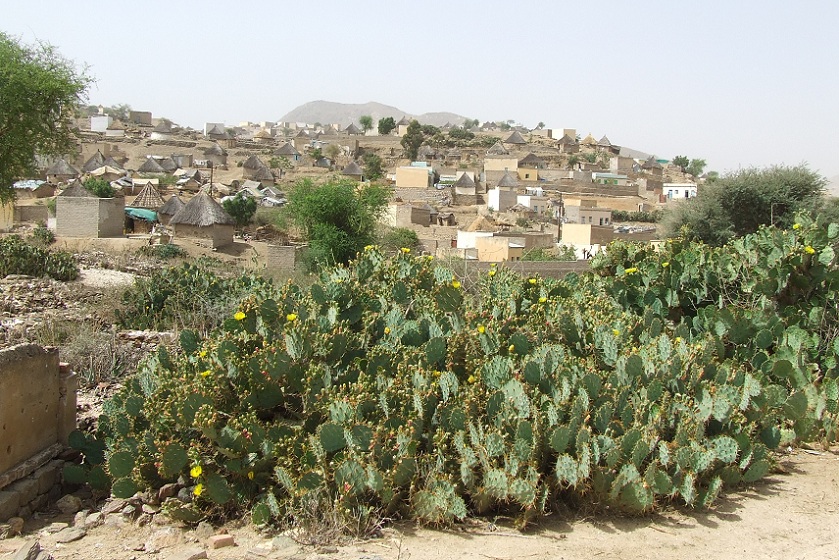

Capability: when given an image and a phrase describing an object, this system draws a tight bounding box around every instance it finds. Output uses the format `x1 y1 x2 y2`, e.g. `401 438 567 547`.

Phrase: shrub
611 210 662 223
0 235 78 280
137 243 187 260
86 222 839 531
30 223 55 246
379 227 420 252
83 177 116 198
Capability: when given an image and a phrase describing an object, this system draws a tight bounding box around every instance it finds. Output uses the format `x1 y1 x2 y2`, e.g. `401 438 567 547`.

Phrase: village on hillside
0 106 705 267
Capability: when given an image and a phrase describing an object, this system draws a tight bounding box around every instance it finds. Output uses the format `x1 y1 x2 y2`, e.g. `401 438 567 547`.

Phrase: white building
663 183 698 200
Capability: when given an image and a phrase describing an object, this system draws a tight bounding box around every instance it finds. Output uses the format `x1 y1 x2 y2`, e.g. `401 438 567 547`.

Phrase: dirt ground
1 449 836 560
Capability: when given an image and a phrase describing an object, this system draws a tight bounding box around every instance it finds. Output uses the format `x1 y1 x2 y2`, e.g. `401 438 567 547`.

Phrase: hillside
279 100 466 127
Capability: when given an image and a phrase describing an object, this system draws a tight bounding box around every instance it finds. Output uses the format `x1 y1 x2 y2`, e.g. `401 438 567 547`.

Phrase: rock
158 483 179 502
144 527 182 553
193 521 214 540
73 510 88 527
176 488 193 503
141 503 161 514
316 545 338 554
42 523 68 534
83 512 102 528
54 494 82 514
169 547 207 560
272 535 297 551
11 539 49 560
120 505 136 516
136 513 153 527
101 498 127 514
7 517 25 536
207 534 235 549
55 526 86 543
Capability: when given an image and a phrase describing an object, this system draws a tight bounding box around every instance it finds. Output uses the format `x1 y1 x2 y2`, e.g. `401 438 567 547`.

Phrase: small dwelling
55 182 124 238
157 195 185 225
169 192 235 248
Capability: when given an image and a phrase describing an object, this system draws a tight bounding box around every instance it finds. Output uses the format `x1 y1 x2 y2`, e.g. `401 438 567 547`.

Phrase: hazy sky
4 1 837 177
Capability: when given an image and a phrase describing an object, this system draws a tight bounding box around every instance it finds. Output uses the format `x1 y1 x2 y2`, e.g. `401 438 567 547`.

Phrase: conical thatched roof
582 133 597 145
486 142 509 156
169 192 235 227
242 155 267 170
203 143 227 156
89 165 124 177
642 156 662 170
518 153 544 167
251 166 274 181
557 134 576 145
454 173 475 187
504 130 527 144
138 157 166 173
466 215 496 232
153 121 172 133
102 156 125 170
342 161 363 177
417 146 437 159
58 180 93 197
597 135 612 147
206 124 225 136
131 182 165 209
397 116 411 126
158 157 178 173
254 130 272 139
274 143 300 156
497 170 518 188
46 158 79 176
322 125 339 135
158 194 185 217
345 123 362 134
82 151 106 172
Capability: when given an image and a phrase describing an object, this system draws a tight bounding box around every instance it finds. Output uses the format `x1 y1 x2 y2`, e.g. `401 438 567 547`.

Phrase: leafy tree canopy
401 120 424 161
287 178 392 267
672 155 690 172
362 153 384 181
0 33 91 202
377 116 396 135
223 193 258 229
83 177 115 198
359 115 373 133
663 164 826 245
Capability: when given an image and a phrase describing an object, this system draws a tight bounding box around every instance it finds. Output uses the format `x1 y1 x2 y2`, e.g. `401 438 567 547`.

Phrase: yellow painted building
396 166 433 188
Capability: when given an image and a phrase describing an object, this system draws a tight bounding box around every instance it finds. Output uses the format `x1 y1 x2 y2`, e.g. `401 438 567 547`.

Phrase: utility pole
556 193 564 242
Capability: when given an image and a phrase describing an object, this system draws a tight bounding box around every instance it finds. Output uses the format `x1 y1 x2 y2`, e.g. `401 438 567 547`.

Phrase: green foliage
359 115 373 133
115 259 268 332
583 152 598 163
463 118 480 129
611 210 662 223
664 165 826 245
137 243 187 260
672 155 690 172
88 217 839 532
362 153 384 181
377 117 396 136
287 178 391 268
0 235 78 280
380 227 420 252
0 33 91 203
83 177 116 198
686 158 707 177
448 127 475 141
223 194 258 229
29 223 56 246
401 120 424 161
521 246 576 261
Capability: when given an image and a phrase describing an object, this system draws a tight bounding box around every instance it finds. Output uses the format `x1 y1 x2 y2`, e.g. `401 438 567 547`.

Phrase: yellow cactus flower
364 245 374 251
675 337 682 343
508 344 515 353
451 280 462 289
426 255 434 261
384 326 391 335
247 471 255 480
538 297 547 304
286 313 298 322
488 270 496 277
804 245 816 254
477 325 486 334
190 465 202 478
624 267 638 275
612 329 620 336
528 278 537 285
793 223 801 230
662 262 670 268
467 375 476 384
400 247 411 254
433 370 442 378
193 483 204 496
198 350 207 358
234 311 246 321
200 370 211 378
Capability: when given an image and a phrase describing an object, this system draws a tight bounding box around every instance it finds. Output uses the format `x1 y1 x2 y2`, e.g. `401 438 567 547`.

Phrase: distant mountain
279 100 467 128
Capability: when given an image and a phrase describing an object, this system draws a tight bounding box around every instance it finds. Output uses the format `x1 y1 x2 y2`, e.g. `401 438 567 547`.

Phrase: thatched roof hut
466 215 497 232
486 142 509 156
82 151 107 173
170 192 235 248
158 157 178 173
203 143 228 156
138 157 166 174
504 131 527 145
46 159 79 183
131 182 165 210
497 170 519 189
158 195 185 224
342 161 364 180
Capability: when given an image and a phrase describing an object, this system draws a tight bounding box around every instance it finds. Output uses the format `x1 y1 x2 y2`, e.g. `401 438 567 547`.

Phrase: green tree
362 153 384 181
309 147 323 165
401 120 424 161
448 127 474 141
377 116 396 135
463 118 479 129
83 177 115 198
287 178 392 267
537 121 546 130
223 194 258 230
380 227 420 252
663 164 826 244
686 158 707 177
324 143 342 163
672 155 690 172
0 33 91 203
359 115 373 134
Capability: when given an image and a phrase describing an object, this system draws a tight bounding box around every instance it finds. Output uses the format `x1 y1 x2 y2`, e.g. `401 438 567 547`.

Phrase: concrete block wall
56 197 125 238
0 345 77 521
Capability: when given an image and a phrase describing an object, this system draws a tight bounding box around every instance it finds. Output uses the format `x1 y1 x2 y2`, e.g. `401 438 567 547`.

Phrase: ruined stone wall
0 345 76 521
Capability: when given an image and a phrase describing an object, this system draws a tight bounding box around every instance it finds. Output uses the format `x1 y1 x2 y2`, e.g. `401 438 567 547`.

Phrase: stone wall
55 197 124 238
0 345 76 521
12 205 49 224
264 243 308 270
